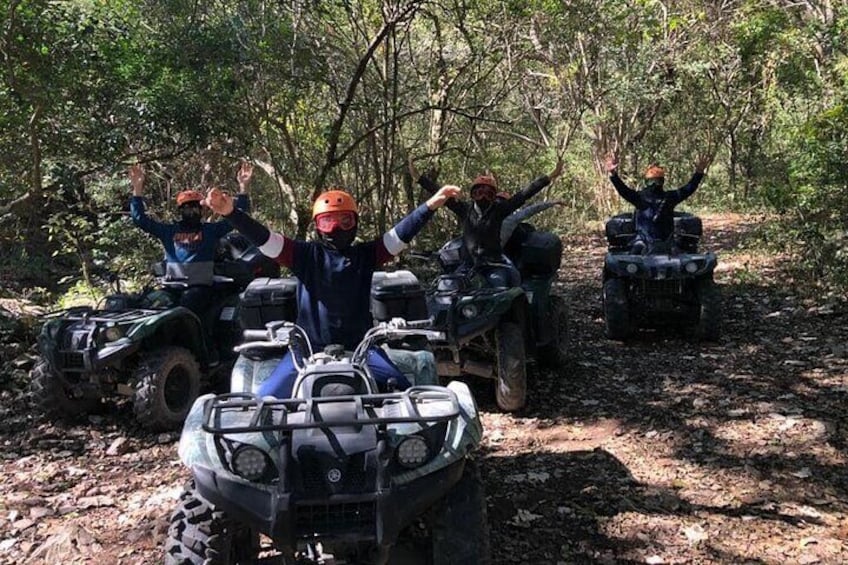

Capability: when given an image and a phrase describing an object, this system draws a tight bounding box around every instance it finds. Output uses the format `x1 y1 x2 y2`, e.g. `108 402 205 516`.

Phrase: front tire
389 460 491 565
696 277 722 341
431 460 491 565
164 488 259 565
495 321 527 412
133 346 201 431
603 278 633 340
30 360 98 420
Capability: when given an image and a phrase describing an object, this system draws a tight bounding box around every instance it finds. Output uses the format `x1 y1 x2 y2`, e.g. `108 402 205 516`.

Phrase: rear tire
495 321 527 412
537 295 566 367
164 488 259 565
133 346 201 431
29 360 98 420
696 277 722 341
603 278 633 340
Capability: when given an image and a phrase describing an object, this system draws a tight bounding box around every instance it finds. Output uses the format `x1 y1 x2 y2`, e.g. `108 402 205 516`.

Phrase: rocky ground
1 213 847 564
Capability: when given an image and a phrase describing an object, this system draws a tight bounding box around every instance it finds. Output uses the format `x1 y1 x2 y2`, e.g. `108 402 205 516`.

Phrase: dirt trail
2 213 847 564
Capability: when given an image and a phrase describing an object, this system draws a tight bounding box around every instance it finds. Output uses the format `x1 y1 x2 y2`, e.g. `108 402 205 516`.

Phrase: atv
406 228 564 413
602 211 721 340
165 318 488 564
29 234 280 430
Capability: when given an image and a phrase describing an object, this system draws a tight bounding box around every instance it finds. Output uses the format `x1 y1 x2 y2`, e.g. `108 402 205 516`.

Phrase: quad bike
405 229 564 413
602 212 721 341
29 234 280 430
164 318 488 564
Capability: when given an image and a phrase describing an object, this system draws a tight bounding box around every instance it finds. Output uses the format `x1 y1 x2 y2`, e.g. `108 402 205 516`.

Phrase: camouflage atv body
165 320 489 564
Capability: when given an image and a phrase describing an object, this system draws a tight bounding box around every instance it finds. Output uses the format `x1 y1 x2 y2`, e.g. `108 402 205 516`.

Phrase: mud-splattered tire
431 460 491 565
164 488 258 565
537 295 567 367
495 321 527 412
696 277 722 341
133 347 201 431
30 360 98 420
603 278 633 340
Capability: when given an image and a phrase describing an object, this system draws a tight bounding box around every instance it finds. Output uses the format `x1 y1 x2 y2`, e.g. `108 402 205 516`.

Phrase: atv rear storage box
674 213 703 252
371 270 428 322
239 277 298 329
605 214 635 250
517 231 563 276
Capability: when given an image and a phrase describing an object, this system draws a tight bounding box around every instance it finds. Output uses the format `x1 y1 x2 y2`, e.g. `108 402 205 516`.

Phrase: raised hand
426 184 462 210
549 155 565 181
407 154 420 180
237 161 253 192
129 164 145 196
694 153 713 173
205 187 234 216
605 154 619 174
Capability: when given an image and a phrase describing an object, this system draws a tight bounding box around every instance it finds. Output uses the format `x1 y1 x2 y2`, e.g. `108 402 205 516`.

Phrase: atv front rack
201 386 461 434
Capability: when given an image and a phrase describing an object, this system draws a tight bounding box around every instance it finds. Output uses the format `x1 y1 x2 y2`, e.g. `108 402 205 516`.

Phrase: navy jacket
226 204 434 349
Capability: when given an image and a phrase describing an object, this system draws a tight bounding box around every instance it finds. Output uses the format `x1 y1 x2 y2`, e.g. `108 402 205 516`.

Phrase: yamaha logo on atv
327 468 342 483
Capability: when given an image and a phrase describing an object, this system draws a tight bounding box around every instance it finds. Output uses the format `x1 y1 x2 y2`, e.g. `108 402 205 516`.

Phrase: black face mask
644 180 665 195
179 204 202 227
319 227 357 251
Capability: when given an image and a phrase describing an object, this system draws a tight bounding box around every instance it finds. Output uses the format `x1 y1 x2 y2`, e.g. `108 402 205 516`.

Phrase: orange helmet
644 165 665 180
176 190 204 207
471 174 497 190
312 189 358 219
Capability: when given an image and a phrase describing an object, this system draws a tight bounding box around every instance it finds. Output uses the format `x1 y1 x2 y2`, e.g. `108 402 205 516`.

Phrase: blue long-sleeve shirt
609 172 704 242
130 194 250 284
225 204 434 349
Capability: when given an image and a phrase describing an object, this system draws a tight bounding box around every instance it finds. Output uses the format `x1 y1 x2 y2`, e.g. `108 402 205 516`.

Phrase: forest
0 0 846 298
1 1 848 564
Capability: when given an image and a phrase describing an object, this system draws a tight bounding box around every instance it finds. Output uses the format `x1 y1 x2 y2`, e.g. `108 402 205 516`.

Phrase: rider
606 154 710 254
205 183 460 398
128 162 253 316
410 157 563 287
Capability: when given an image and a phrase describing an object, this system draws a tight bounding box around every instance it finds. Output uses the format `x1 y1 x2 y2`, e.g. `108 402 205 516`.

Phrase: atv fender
126 306 208 360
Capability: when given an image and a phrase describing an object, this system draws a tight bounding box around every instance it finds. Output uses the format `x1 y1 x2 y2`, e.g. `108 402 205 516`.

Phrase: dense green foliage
1 0 846 298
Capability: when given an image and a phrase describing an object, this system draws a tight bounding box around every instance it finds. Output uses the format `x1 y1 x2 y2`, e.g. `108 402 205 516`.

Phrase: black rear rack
201 386 461 434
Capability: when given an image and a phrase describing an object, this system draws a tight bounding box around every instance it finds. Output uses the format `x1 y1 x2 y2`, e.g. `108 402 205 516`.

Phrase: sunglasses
315 211 357 233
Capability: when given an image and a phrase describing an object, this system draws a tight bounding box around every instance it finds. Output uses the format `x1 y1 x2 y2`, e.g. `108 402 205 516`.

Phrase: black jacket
418 174 551 262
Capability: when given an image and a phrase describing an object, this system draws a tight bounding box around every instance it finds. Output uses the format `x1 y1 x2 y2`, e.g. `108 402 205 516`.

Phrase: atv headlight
232 446 271 481
625 263 639 274
103 326 124 342
397 436 429 468
460 304 479 319
684 261 699 273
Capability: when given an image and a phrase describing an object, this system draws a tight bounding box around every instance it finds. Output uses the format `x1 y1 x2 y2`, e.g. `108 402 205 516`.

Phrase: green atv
30 235 279 431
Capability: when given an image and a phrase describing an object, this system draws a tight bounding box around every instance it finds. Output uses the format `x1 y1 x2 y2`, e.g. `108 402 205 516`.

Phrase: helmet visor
315 211 357 233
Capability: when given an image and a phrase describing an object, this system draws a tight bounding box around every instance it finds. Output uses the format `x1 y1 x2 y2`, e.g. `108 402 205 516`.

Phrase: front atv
165 319 488 564
30 236 279 430
602 212 722 340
